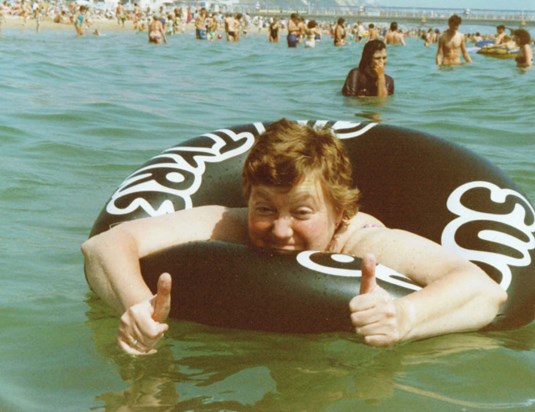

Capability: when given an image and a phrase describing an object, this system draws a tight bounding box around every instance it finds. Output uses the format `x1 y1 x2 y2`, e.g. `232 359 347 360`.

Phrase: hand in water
116 273 172 355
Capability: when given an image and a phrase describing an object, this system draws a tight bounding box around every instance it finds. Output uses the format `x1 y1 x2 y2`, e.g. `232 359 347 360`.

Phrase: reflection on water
354 111 383 122
85 296 534 410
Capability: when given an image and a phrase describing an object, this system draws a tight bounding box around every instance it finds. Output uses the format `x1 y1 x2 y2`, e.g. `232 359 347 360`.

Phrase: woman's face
247 174 342 252
370 49 388 68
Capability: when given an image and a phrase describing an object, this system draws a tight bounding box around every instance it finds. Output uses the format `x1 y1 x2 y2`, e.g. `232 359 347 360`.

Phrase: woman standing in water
333 17 346 47
304 20 321 48
268 17 280 43
148 15 167 44
342 39 394 97
514 29 533 68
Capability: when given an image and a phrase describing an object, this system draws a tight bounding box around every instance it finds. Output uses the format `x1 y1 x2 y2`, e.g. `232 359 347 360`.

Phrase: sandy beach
1 13 275 39
2 14 153 33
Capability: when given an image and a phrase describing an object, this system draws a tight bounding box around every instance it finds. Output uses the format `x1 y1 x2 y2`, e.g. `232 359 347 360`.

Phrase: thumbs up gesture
349 254 402 347
152 272 172 324
359 253 379 295
116 273 172 355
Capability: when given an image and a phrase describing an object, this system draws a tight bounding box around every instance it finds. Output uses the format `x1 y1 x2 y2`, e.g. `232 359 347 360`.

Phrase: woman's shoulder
348 211 384 227
333 212 385 253
344 67 363 80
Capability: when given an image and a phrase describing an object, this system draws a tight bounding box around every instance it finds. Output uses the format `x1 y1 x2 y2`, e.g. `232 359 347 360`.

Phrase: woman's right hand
372 60 385 78
116 273 172 355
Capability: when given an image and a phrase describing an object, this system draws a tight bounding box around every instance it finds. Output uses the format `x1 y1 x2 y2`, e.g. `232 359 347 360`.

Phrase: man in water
384 22 405 46
494 24 507 45
286 13 301 47
194 7 207 40
435 14 471 66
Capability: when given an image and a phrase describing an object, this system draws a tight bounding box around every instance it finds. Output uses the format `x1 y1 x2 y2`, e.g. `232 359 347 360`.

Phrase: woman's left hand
349 254 407 347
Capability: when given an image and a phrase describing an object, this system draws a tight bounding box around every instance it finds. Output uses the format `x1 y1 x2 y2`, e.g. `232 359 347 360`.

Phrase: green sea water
0 25 534 411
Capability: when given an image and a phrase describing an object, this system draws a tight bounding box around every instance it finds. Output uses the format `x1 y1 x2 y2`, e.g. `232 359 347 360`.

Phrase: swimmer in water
436 14 471 66
513 29 533 68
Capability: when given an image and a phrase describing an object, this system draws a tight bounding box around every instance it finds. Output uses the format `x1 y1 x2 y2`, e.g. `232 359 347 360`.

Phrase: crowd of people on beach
1 0 532 49
1 2 532 82
0 5 531 102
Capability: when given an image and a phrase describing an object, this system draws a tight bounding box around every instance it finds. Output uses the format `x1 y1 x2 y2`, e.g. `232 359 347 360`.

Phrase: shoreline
1 15 144 33
2 14 532 38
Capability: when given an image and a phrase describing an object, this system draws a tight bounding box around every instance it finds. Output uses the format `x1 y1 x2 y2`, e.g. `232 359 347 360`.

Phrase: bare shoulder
334 212 384 254
338 213 440 259
335 215 479 285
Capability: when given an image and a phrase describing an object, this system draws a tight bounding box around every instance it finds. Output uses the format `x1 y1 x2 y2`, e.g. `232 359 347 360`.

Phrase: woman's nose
272 216 293 238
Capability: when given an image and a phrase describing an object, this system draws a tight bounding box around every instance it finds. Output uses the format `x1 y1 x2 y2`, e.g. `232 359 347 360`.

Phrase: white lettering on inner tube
105 125 263 216
296 251 421 291
442 181 535 290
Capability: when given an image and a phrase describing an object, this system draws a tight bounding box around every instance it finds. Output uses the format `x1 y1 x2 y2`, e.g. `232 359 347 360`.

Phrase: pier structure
231 2 534 27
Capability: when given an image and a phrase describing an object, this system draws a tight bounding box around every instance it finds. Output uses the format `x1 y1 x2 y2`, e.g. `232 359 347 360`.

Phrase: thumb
359 253 377 295
152 272 172 323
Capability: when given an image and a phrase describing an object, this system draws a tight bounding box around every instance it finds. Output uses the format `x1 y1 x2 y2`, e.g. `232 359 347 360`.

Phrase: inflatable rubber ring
477 45 519 58
89 121 535 333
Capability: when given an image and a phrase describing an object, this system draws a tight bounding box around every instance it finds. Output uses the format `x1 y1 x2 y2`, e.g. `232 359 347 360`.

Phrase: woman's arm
82 206 246 310
371 60 388 97
518 45 533 68
81 205 248 354
526 45 533 67
375 74 388 97
344 227 507 346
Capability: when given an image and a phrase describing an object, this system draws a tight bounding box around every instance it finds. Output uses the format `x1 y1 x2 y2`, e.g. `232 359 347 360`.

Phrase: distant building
90 0 238 12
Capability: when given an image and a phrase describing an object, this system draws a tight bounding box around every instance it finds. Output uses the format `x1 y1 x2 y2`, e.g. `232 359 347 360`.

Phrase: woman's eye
294 209 313 219
255 206 273 215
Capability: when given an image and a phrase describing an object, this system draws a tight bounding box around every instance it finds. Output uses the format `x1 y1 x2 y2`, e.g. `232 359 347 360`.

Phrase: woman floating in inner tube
81 119 506 355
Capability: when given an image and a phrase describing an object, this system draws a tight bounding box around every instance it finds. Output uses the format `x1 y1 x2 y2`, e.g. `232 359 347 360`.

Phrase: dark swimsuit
287 21 299 48
270 24 279 40
287 33 298 47
342 69 394 97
